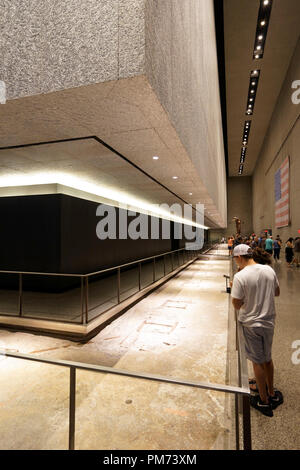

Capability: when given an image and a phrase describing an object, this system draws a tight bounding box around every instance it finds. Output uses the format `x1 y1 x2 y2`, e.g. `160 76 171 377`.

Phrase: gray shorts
242 326 274 364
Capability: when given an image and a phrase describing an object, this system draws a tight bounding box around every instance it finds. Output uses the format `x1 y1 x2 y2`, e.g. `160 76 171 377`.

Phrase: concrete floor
0 249 235 450
1 244 298 450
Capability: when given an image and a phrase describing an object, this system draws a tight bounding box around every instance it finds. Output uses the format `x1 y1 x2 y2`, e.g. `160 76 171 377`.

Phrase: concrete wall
226 176 253 237
208 176 253 241
252 37 300 240
145 0 227 227
0 0 145 100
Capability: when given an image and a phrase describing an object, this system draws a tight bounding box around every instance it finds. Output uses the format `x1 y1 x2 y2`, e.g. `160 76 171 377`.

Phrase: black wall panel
60 195 173 274
0 193 192 290
0 194 60 272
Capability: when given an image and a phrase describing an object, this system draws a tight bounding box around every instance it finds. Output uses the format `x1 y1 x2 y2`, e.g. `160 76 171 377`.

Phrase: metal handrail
0 245 212 325
0 246 206 279
0 348 250 451
230 255 251 450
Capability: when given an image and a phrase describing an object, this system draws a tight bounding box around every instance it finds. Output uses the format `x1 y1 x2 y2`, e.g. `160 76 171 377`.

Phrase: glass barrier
154 256 164 281
87 270 118 322
0 357 69 450
178 251 184 266
0 246 213 325
120 264 139 303
140 260 154 289
164 254 173 274
0 352 243 450
0 273 20 316
74 371 237 450
22 274 83 323
172 252 179 269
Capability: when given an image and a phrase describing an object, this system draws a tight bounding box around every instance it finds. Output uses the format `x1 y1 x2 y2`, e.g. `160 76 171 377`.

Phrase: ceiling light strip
253 0 273 60
246 70 260 115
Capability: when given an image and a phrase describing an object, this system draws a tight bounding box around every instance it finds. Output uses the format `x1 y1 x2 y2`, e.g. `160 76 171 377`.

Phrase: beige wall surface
145 0 227 227
252 37 300 240
226 176 253 237
209 176 253 241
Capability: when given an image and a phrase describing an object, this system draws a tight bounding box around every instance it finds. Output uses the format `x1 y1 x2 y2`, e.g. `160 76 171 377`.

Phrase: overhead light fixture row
245 70 260 115
253 0 273 60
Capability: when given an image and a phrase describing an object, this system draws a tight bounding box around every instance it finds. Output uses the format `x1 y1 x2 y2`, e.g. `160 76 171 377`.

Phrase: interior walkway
1 244 298 450
0 251 233 450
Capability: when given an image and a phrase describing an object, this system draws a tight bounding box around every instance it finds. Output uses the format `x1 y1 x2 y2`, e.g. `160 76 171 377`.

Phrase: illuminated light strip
252 0 273 60
0 136 211 229
245 72 260 115
0 176 210 230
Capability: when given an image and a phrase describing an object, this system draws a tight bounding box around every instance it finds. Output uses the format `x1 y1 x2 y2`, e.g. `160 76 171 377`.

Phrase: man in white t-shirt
231 244 283 417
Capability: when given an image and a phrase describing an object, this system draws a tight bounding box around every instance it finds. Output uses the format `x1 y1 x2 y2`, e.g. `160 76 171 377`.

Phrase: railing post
153 258 156 282
81 276 84 324
85 277 89 324
19 273 23 317
171 253 174 271
69 366 76 451
235 393 240 450
139 263 141 291
163 256 166 276
117 267 120 303
242 395 252 450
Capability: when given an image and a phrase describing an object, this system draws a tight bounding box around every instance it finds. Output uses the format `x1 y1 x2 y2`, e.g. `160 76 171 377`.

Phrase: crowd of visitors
222 230 300 417
224 233 300 267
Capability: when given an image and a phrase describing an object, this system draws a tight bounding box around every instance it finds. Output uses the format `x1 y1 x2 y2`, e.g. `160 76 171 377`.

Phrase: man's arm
232 297 244 310
275 275 280 297
231 276 244 310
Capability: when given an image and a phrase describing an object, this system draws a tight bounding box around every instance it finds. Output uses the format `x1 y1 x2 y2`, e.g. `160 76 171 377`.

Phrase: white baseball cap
233 244 253 257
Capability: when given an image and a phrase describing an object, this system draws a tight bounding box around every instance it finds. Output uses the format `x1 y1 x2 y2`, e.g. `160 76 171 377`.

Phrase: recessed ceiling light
251 90 255 93
172 176 178 179
257 45 262 50
261 20 266 26
255 55 260 59
258 35 263 40
152 156 159 160
264 0 269 5
189 192 193 195
250 98 253 101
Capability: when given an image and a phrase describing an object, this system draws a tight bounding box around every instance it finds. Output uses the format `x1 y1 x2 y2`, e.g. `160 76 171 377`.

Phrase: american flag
275 157 289 228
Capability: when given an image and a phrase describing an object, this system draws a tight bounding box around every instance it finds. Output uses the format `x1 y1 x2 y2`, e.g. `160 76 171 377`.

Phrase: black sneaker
250 395 273 417
269 390 284 409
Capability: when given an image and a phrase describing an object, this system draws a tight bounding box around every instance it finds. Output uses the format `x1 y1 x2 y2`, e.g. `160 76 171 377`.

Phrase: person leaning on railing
231 244 283 418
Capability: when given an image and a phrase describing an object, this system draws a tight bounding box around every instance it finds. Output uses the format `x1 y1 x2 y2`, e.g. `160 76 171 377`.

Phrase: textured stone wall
145 0 227 227
252 37 300 239
0 0 145 99
1 0 227 228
